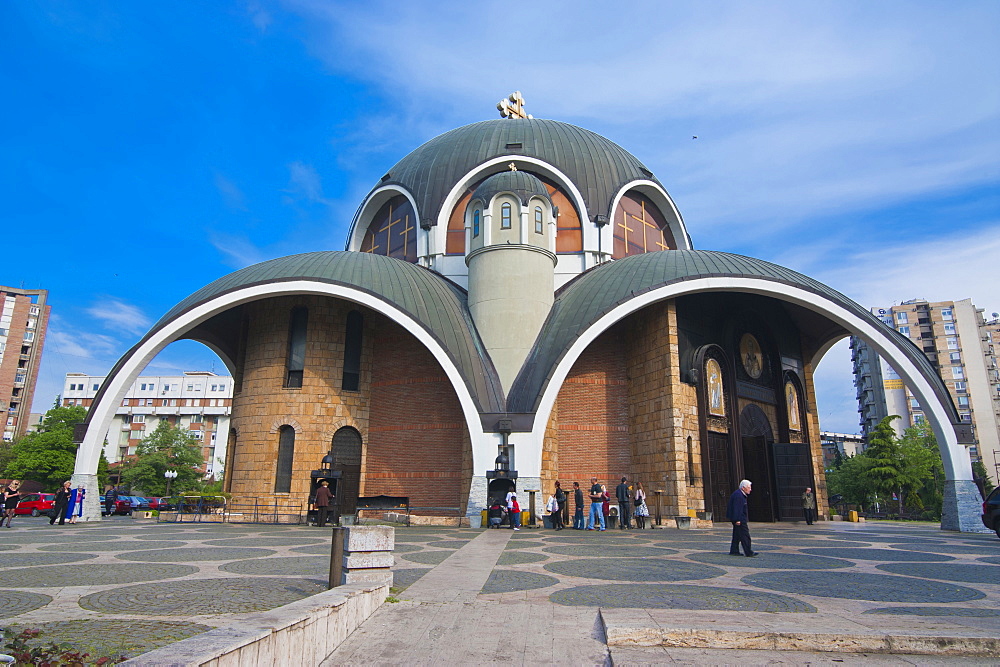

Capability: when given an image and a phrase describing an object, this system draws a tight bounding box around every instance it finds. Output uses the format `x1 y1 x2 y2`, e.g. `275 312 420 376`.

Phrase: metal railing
156 496 304 525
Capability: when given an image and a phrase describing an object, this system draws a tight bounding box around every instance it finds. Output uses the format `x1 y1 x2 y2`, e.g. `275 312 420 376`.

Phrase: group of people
543 477 650 531
1 480 87 527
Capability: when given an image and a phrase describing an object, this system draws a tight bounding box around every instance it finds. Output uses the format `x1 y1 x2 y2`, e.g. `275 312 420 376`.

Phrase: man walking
726 479 756 557
313 480 334 527
615 477 632 529
573 482 585 529
587 477 606 531
802 487 816 525
104 485 117 516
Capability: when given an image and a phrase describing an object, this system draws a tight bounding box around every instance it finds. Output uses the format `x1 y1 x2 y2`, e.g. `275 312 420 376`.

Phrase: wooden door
705 431 733 520
741 435 776 522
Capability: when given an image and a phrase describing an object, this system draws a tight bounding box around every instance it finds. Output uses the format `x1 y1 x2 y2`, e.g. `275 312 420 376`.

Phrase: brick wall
362 318 471 515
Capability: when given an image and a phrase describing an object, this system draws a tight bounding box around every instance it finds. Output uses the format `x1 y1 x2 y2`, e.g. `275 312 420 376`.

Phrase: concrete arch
74 281 484 484
528 277 980 531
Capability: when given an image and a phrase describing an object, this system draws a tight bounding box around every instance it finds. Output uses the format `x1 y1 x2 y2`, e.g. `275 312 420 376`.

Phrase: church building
73 94 984 531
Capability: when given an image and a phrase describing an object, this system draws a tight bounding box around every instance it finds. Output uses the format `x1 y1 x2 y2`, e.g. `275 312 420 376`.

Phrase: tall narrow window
342 310 363 391
501 203 512 229
275 425 295 493
473 210 481 237
534 206 543 234
285 306 308 388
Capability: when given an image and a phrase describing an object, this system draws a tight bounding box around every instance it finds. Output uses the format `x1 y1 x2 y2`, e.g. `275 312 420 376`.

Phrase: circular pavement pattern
116 547 276 562
203 537 325 547
6 532 116 544
0 544 18 552
38 540 186 552
505 540 546 550
824 534 945 544
133 534 196 541
426 540 471 549
79 577 325 615
863 606 1000 617
650 541 776 552
544 534 653 545
497 551 548 565
978 555 1000 565
0 590 52 617
550 583 816 612
742 571 985 603
800 547 953 562
392 568 431 591
482 570 559 593
0 563 197 588
394 535 450 543
542 545 676 558
876 562 1000 585
686 552 852 570
544 558 724 582
888 543 1000 556
221 556 328 577
5 619 213 661
0 552 99 568
401 551 453 565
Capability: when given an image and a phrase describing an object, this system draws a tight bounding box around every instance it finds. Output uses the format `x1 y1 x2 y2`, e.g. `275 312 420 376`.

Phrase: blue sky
2 1 998 434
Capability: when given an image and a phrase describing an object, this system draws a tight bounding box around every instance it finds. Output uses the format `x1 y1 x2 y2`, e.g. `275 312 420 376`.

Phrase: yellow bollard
847 510 859 522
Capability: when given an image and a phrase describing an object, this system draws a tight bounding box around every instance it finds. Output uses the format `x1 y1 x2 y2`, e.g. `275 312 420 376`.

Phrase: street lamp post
164 469 178 498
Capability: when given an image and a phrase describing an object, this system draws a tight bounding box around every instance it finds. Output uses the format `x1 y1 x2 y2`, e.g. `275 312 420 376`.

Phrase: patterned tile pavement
0 515 996 662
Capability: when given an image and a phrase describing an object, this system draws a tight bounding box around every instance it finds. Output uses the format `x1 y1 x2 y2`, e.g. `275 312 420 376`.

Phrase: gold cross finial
497 91 532 119
508 162 517 171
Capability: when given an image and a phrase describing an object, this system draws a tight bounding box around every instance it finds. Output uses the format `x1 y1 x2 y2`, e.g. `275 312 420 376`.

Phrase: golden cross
362 235 380 254
508 162 517 171
617 208 633 251
399 217 414 256
497 91 532 119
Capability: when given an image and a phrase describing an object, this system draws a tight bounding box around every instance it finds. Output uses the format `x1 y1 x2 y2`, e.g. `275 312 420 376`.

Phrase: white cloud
46 329 120 360
285 161 330 205
213 172 247 210
209 232 270 269
85 298 151 336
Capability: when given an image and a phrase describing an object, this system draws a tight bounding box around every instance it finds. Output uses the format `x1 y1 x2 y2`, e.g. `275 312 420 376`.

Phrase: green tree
897 423 944 518
3 405 87 489
860 415 906 514
825 452 873 510
119 421 204 496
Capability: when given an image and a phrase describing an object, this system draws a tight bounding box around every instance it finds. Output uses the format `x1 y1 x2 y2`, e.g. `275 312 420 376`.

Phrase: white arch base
943 480 991 533
72 473 103 523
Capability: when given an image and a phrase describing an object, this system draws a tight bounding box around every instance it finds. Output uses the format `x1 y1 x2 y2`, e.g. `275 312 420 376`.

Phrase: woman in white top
633 482 649 529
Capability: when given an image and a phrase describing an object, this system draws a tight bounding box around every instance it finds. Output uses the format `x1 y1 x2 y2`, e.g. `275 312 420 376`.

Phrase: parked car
983 486 1000 539
99 495 133 516
120 495 151 511
147 497 175 511
15 493 55 516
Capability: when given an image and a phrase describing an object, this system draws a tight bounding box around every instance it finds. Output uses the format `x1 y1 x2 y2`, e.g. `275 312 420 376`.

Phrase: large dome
371 118 664 225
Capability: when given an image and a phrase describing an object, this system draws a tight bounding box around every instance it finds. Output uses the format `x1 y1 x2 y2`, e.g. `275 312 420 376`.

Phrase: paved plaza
0 516 997 664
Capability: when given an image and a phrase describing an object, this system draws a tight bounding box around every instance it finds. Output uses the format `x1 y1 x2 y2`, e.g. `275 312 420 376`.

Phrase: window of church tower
501 203 512 229
534 206 543 234
473 209 481 237
359 195 417 262
611 191 675 258
342 310 363 391
275 425 295 493
285 306 308 389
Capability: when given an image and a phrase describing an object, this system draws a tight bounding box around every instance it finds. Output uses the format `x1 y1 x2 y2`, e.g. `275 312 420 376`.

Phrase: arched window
534 206 543 234
473 209 481 237
285 306 308 388
275 425 295 493
342 311 363 391
501 203 512 229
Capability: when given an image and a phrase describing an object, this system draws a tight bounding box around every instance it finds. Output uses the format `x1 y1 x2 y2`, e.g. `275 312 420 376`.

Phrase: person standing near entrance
104 485 117 516
801 487 816 525
508 493 521 531
3 480 21 528
314 481 334 527
726 479 757 557
615 477 632 529
573 482 585 529
552 481 566 530
587 477 606 531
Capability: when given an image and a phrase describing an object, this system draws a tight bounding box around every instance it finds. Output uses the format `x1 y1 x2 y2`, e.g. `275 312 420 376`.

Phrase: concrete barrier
120 580 388 666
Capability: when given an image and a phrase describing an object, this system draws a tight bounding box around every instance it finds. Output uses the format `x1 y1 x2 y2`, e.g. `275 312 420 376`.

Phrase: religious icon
706 358 725 417
786 381 800 431
739 333 763 380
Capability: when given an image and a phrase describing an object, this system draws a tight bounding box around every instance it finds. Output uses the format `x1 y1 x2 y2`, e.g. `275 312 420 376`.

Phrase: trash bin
847 510 859 522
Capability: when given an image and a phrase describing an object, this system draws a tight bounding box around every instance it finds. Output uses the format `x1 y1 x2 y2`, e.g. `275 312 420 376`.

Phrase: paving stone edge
601 620 1000 657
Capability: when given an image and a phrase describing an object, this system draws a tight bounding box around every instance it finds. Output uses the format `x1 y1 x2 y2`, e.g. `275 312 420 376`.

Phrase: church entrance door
741 435 776 522
704 431 733 521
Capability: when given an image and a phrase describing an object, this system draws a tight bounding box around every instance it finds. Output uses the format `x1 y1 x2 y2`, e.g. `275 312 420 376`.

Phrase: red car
15 493 55 516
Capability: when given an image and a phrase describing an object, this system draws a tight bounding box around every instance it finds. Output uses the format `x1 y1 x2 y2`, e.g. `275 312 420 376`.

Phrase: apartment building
0 286 50 442
852 298 1000 483
63 371 231 477
820 431 866 469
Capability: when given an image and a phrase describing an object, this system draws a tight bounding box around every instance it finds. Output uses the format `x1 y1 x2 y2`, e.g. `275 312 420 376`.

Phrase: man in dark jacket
573 482 585 529
615 477 632 529
313 480 334 527
726 479 757 557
